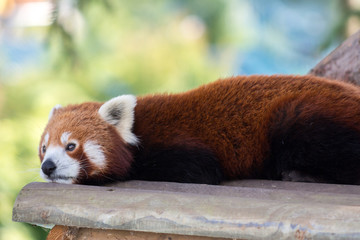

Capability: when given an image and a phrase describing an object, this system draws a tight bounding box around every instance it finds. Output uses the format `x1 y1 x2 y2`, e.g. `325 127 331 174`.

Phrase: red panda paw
281 170 321 183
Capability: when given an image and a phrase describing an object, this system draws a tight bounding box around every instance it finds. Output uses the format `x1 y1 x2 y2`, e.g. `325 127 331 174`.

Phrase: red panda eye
42 145 46 153
65 143 76 152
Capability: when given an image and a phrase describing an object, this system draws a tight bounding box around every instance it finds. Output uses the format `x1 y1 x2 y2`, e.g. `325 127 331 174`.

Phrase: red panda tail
265 94 360 184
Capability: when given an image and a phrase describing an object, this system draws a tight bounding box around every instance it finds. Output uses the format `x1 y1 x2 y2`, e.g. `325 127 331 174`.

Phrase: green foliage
0 2 230 239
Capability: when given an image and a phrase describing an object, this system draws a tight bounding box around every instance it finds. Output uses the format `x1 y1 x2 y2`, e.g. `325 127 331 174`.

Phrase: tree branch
309 30 360 85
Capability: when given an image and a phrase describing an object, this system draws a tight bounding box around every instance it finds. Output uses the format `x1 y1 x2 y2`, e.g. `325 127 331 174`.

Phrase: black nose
42 160 57 176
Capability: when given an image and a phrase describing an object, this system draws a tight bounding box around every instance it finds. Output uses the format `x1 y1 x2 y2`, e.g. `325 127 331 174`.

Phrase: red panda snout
40 138 111 184
40 144 81 184
40 131 117 184
41 159 56 176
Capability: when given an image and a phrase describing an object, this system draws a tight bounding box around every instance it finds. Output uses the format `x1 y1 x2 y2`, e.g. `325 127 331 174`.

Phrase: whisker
29 175 44 183
79 166 89 179
92 173 114 182
18 168 41 173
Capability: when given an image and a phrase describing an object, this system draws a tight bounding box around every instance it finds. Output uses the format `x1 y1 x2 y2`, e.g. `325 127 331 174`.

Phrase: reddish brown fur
40 75 360 183
133 75 360 179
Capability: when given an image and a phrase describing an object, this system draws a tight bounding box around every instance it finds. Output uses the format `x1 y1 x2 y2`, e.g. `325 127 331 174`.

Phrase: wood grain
47 226 235 240
13 180 360 239
309 30 360 85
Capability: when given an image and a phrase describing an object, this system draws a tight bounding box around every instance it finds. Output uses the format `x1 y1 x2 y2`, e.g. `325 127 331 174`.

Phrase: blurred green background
1 0 359 239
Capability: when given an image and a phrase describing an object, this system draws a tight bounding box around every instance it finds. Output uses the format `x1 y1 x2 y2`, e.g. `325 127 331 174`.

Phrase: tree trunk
309 30 360 85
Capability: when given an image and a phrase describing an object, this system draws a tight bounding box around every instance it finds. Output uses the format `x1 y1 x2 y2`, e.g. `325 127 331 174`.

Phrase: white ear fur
98 95 138 145
49 104 62 120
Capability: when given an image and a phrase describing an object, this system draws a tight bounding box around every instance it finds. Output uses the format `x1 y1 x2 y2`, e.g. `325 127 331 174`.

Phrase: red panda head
39 95 138 184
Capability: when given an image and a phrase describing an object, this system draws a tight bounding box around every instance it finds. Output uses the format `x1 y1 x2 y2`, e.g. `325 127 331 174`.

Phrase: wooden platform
12 180 360 239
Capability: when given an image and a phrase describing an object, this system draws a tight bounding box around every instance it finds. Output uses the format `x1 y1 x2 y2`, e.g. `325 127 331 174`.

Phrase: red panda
39 75 360 185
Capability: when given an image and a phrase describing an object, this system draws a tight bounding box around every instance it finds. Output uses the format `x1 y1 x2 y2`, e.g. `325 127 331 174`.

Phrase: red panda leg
266 100 360 185
281 170 324 183
130 145 223 184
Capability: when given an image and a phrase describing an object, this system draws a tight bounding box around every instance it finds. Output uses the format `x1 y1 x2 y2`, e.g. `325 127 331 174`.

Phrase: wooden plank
110 179 360 195
47 225 235 240
13 180 360 239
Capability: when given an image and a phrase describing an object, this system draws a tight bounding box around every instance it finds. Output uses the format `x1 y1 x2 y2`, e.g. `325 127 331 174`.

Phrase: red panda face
39 95 138 184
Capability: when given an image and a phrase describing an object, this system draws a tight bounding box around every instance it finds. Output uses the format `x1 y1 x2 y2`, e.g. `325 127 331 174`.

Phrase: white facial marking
84 140 106 168
52 178 73 184
48 104 62 120
98 95 139 145
44 133 49 145
40 145 80 184
61 132 71 145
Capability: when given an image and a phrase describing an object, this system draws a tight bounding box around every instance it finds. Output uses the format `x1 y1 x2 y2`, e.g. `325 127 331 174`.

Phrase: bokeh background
1 0 360 239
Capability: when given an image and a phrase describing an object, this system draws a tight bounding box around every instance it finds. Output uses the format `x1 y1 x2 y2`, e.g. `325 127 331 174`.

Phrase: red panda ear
98 95 138 145
48 104 62 120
